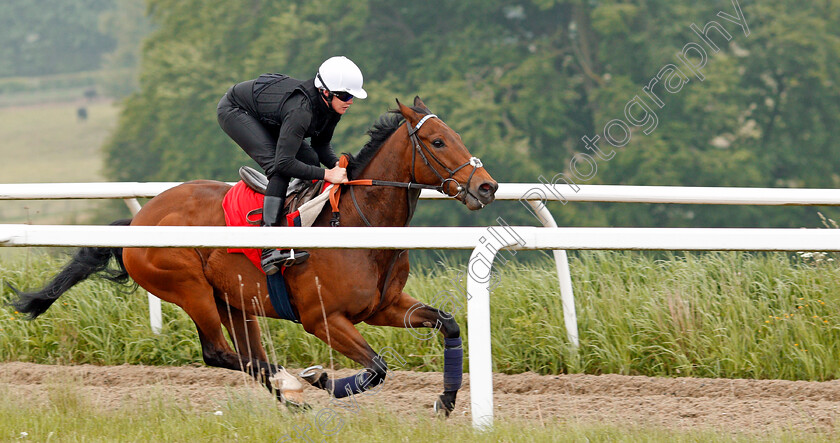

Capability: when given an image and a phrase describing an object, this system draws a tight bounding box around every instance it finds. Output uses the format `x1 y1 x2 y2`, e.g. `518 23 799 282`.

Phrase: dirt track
2 362 840 434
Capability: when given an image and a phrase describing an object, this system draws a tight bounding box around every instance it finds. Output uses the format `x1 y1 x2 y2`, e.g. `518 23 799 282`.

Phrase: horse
10 97 498 414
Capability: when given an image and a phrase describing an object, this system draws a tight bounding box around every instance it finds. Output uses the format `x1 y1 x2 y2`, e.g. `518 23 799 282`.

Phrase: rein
328 113 483 227
328 156 436 227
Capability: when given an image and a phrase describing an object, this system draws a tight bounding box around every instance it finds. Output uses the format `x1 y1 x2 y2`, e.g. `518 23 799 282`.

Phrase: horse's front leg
300 314 391 398
364 292 463 416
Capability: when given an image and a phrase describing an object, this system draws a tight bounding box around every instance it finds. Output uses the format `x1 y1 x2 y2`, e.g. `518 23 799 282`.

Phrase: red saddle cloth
222 180 331 272
222 181 268 271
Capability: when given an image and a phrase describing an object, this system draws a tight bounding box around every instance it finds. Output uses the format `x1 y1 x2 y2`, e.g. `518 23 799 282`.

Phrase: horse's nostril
479 182 496 195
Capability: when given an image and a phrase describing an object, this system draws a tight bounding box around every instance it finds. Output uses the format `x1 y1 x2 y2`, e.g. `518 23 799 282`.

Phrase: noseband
406 114 485 205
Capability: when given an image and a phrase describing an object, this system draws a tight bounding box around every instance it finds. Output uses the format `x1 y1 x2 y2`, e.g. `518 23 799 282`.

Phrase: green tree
103 0 840 230
98 0 155 97
0 0 116 77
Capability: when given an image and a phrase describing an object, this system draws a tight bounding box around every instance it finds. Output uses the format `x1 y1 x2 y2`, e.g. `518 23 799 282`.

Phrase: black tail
8 219 134 319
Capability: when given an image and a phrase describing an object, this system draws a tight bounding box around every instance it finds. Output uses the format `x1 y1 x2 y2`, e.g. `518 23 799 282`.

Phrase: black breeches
217 92 319 198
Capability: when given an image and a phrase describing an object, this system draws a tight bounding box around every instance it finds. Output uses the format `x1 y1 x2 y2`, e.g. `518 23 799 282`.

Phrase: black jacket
228 74 340 180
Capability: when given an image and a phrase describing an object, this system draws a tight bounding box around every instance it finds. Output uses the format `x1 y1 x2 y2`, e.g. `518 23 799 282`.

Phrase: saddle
223 167 334 273
238 166 330 225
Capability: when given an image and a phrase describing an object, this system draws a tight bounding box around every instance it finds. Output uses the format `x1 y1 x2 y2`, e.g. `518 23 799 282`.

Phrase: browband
414 114 437 131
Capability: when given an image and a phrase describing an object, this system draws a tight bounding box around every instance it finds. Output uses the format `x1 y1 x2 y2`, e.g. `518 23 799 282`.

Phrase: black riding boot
261 195 310 275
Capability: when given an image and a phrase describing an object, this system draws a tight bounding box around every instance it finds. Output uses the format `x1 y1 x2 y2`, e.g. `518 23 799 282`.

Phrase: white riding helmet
314 56 367 99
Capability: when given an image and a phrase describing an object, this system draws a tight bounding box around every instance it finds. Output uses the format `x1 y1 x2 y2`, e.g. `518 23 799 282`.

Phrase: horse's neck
348 129 417 227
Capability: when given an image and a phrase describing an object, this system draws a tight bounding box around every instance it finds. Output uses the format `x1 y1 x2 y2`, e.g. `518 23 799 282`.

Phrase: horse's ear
396 98 420 125
413 96 431 113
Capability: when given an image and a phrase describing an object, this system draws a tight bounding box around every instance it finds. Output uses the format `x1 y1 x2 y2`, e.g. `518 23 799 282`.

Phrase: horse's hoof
433 396 453 418
270 368 308 409
283 399 312 413
300 365 329 390
279 387 305 405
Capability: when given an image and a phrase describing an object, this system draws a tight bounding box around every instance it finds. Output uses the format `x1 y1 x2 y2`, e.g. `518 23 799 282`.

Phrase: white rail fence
2 182 586 343
5 182 840 344
5 184 840 428
4 224 840 429
7 182 840 204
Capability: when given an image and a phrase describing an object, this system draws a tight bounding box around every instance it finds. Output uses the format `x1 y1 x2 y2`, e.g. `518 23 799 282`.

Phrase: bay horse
11 97 497 414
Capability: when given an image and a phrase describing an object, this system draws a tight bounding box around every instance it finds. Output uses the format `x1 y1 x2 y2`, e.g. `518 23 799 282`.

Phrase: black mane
344 106 429 179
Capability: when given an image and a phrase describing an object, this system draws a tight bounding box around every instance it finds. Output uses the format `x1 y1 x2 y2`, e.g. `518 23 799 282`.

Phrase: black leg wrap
443 337 463 392
328 356 387 398
432 337 462 417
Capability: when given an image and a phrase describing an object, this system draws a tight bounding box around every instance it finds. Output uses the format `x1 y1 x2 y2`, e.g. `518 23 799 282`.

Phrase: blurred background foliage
3 0 840 231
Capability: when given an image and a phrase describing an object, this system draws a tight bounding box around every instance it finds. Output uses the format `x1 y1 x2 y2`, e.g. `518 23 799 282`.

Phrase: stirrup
281 249 310 267
262 249 310 275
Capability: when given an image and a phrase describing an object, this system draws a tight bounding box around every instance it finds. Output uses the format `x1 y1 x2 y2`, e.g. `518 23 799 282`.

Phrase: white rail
2 182 588 343
4 224 840 429
5 182 840 344
5 225 840 250
5 182 840 205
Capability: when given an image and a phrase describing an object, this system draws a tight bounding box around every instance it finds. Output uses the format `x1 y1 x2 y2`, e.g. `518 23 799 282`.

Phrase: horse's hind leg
364 292 463 416
179 287 273 383
124 249 301 404
194 295 308 405
215 293 268 362
212 291 310 406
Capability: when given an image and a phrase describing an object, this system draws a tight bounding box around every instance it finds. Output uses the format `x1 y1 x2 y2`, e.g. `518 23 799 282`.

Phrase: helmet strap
316 71 338 112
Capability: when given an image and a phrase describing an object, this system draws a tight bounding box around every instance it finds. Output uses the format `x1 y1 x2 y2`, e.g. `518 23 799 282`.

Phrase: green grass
0 86 101 108
0 384 823 442
0 100 114 184
0 99 121 262
2 251 840 381
0 99 120 255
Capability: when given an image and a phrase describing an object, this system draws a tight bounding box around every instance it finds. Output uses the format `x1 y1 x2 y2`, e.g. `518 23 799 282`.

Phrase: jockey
217 56 366 275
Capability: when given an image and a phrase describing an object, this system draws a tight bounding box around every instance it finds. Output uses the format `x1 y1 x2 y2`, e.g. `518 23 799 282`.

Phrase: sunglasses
332 91 354 102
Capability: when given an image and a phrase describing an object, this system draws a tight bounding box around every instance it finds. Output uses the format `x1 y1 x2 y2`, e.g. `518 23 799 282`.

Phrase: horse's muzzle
464 180 497 210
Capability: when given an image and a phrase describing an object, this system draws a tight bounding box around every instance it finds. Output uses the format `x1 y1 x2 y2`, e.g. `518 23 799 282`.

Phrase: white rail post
466 245 494 430
123 198 162 335
123 198 142 216
146 294 162 335
525 200 579 347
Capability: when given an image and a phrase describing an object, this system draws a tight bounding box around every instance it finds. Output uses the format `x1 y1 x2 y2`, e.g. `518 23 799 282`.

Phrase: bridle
406 114 485 205
328 112 488 313
329 112 486 227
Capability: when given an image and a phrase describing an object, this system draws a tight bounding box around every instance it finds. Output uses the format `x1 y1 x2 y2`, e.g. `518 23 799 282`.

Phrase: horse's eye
432 139 445 148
